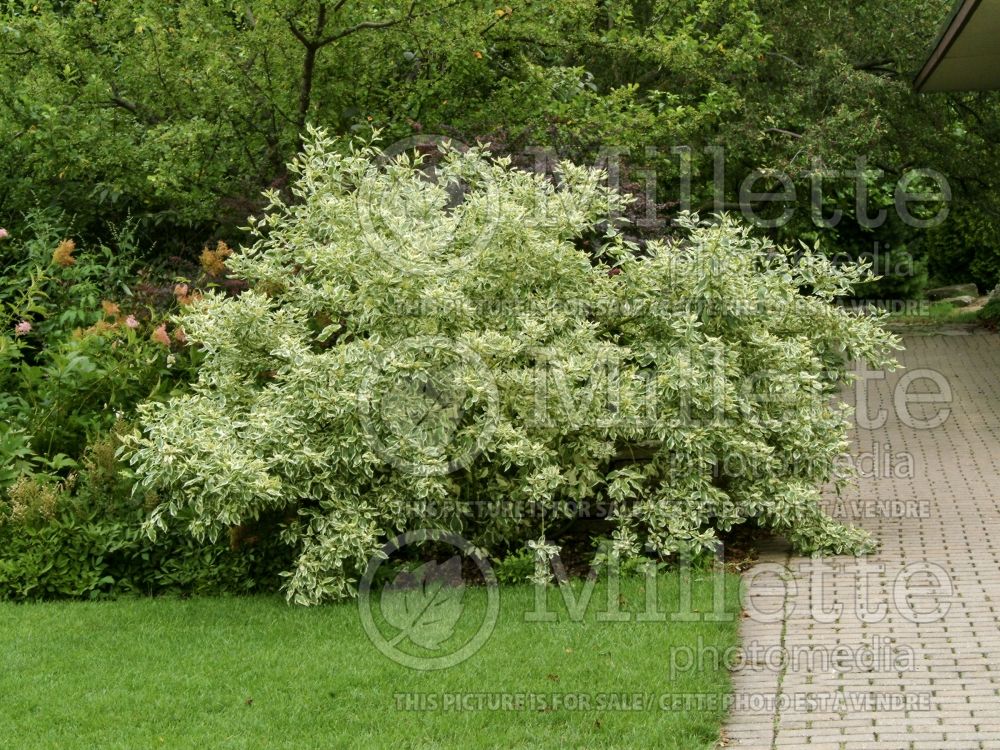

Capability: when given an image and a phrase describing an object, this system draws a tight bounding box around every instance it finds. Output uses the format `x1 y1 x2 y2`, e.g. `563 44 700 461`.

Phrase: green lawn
885 300 983 326
0 572 741 749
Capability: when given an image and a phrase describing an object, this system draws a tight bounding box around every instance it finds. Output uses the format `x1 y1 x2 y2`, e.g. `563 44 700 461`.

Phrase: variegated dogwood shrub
127 129 899 604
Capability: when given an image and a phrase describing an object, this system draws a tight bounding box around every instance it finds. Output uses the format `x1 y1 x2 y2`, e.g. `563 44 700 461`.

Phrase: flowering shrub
0 213 287 601
0 212 199 485
128 130 899 604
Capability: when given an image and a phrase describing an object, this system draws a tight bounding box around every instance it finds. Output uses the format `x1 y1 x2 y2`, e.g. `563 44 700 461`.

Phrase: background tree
3 0 1000 290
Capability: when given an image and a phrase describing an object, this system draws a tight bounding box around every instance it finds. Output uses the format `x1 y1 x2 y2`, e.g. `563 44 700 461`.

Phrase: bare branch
107 93 162 125
316 0 420 47
854 58 894 71
765 128 804 139
287 18 311 47
110 96 139 114
765 51 803 69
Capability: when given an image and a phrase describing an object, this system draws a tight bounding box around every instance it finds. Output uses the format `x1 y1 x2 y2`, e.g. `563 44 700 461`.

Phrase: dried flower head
6 475 61 525
52 239 77 267
80 320 116 338
200 240 233 277
101 300 121 318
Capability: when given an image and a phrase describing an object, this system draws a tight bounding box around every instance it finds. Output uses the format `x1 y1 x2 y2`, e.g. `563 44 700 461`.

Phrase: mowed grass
0 572 741 750
885 300 983 326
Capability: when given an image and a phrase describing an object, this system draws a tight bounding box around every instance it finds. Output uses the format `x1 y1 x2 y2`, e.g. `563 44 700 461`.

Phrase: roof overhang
915 0 1000 92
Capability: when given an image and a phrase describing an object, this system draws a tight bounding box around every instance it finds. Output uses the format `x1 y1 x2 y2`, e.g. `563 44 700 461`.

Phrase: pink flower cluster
151 324 171 347
13 320 31 336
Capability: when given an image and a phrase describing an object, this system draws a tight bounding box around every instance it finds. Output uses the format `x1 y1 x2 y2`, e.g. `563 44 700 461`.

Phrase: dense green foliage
980 295 1000 328
2 0 998 297
0 0 992 603
0 429 288 601
922 208 1000 291
127 135 898 604
0 211 199 481
0 213 271 600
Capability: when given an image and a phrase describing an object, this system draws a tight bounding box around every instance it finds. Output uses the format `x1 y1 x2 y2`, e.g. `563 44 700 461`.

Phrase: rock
991 284 1000 300
939 295 975 307
926 283 979 301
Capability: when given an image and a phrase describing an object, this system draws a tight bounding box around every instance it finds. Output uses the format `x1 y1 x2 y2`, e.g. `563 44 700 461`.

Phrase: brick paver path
725 331 1000 749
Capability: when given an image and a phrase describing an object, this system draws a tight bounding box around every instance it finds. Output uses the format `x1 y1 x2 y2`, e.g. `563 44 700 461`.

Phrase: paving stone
723 333 1000 748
